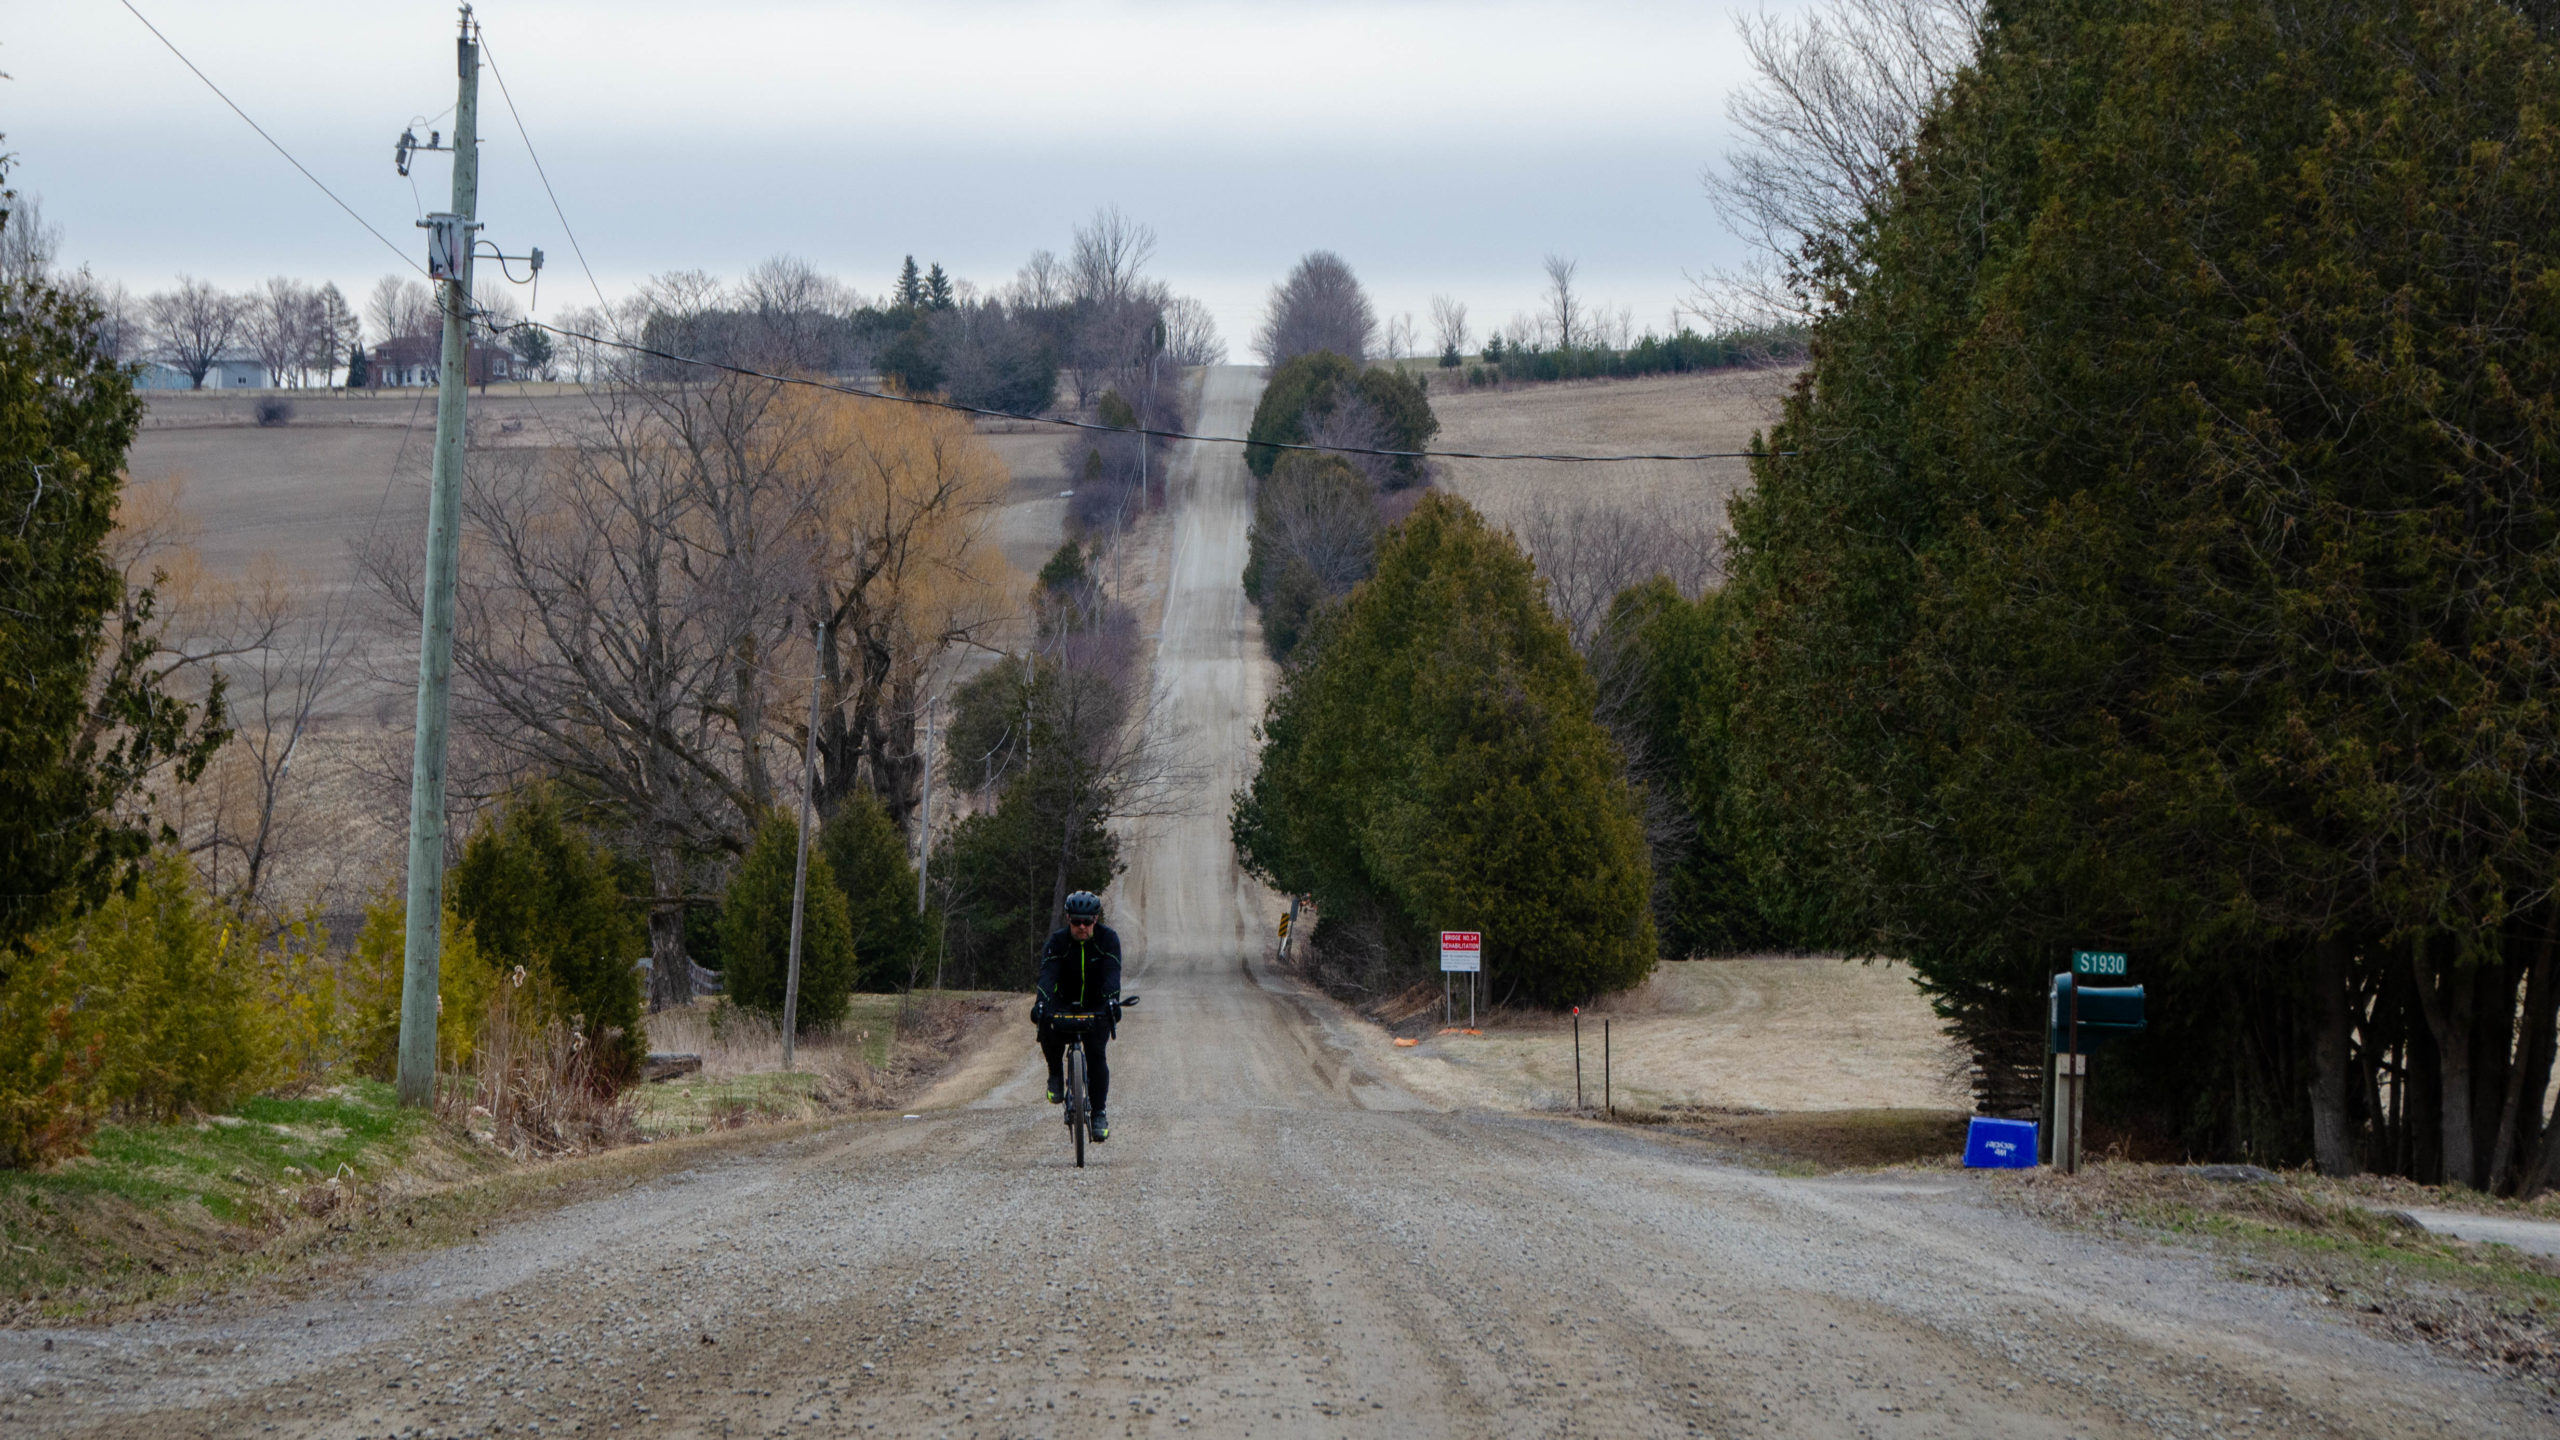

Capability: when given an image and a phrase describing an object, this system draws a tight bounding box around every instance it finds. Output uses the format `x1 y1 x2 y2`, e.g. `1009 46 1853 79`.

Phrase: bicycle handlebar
1043 993 1140 1031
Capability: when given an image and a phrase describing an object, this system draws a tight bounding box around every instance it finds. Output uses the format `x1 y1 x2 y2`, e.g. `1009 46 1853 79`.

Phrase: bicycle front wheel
1067 1043 1088 1168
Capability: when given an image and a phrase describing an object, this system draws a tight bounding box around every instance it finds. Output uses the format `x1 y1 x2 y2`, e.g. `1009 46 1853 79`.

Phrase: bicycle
1045 994 1138 1168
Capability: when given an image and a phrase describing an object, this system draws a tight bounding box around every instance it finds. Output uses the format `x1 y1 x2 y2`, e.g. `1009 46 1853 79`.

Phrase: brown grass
436 987 640 1160
1428 368 1795 535
1989 1161 2560 1385
1367 956 1970 1116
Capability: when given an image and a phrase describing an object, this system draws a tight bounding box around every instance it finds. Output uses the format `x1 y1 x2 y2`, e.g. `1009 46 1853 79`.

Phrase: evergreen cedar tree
0 855 276 1165
1234 493 1656 1004
347 890 492 1078
0 196 230 1166
0 243 225 959
1712 0 2560 1184
818 787 930 992
1244 351 1438 489
933 664 1121 991
451 789 648 1082
719 811 859 1032
1597 579 1784 959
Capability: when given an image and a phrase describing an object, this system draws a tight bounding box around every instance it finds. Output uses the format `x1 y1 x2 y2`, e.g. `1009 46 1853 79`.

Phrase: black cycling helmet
1064 890 1103 921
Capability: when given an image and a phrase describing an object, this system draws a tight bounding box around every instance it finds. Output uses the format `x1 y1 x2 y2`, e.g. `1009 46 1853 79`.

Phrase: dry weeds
1994 1162 2560 1387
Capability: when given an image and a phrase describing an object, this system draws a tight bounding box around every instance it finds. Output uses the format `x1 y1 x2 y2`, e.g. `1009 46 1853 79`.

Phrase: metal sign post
2053 952 2141 1173
1439 931 1481 1031
1573 1007 1583 1108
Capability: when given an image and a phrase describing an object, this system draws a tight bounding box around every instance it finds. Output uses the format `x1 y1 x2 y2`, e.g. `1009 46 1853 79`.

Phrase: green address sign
2073 950 2128 977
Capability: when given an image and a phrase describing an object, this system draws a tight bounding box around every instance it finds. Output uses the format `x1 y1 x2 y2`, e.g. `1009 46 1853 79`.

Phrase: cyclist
1031 890 1123 1141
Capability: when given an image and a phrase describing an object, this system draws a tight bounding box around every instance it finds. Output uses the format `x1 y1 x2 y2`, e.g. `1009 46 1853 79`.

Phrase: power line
477 38 612 314
117 0 427 280
505 318 1776 465
121 2 1772 466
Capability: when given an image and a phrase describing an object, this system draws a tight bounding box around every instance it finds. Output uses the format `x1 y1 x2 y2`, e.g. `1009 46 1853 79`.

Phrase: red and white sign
1439 931 1482 973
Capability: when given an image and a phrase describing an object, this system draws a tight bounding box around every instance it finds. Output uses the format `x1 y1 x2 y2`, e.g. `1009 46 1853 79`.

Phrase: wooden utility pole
394 6 480 1107
782 621 825 1071
916 700 935 916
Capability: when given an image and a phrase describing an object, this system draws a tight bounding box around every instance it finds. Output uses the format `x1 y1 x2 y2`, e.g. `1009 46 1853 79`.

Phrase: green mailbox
2050 973 2146 1053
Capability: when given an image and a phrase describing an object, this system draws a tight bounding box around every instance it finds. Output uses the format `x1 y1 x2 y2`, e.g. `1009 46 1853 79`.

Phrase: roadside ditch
0 990 1019 1327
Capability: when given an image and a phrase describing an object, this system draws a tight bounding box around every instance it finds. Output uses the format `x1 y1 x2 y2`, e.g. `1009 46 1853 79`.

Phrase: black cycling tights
1040 1027 1110 1113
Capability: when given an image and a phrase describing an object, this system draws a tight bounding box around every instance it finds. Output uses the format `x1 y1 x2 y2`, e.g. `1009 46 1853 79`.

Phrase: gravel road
8 368 2548 1438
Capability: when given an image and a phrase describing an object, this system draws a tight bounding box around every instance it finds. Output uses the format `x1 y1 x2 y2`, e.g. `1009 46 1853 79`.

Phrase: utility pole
781 620 825 1072
394 6 481 1108
916 699 935 916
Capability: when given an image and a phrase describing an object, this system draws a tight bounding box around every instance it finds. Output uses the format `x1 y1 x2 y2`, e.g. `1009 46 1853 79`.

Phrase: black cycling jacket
1034 924 1123 1013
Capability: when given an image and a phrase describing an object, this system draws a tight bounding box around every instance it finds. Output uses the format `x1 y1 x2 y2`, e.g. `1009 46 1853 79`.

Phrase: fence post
1573 1008 1583 1110
1605 1019 1612 1116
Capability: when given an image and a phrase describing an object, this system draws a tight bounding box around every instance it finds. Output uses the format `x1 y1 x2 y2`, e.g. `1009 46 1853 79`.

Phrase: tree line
1232 0 2560 1201
1418 256 1806 390
1656 0 2560 1192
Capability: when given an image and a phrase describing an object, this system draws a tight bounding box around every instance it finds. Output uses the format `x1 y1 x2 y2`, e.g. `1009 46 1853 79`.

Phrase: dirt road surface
10 367 2545 1438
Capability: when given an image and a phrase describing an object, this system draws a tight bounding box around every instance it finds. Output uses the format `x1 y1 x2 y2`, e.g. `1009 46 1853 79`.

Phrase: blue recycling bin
1963 1117 2039 1168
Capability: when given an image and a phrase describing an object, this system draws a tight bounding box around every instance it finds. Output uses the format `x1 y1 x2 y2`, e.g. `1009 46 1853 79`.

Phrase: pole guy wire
117 0 428 280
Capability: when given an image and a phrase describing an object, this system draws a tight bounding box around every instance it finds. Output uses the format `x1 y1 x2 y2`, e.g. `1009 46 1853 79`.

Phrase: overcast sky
12 1 1771 353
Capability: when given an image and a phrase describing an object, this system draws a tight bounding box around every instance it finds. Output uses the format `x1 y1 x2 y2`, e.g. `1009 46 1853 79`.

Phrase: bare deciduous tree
738 253 861 370
1302 391 1396 491
67 273 143 362
1160 294 1226 367
367 274 437 344
313 282 360 385
368 422 760 1010
1430 295 1471 359
187 559 353 909
1703 0 1982 318
242 277 314 390
1012 249 1067 311
1544 254 1584 351
0 190 59 288
105 478 355 911
1384 312 1417 361
1255 251 1377 367
1068 206 1157 308
1256 454 1378 596
1512 492 1724 653
797 398 1013 834
146 276 241 389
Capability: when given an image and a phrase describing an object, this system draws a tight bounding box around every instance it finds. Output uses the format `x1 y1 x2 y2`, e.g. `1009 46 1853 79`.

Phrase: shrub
818 789 930 992
450 789 646 1082
0 934 112 1167
68 854 276 1120
253 397 294 426
718 812 858 1032
0 854 290 1163
1244 351 1439 488
345 887 497 1079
